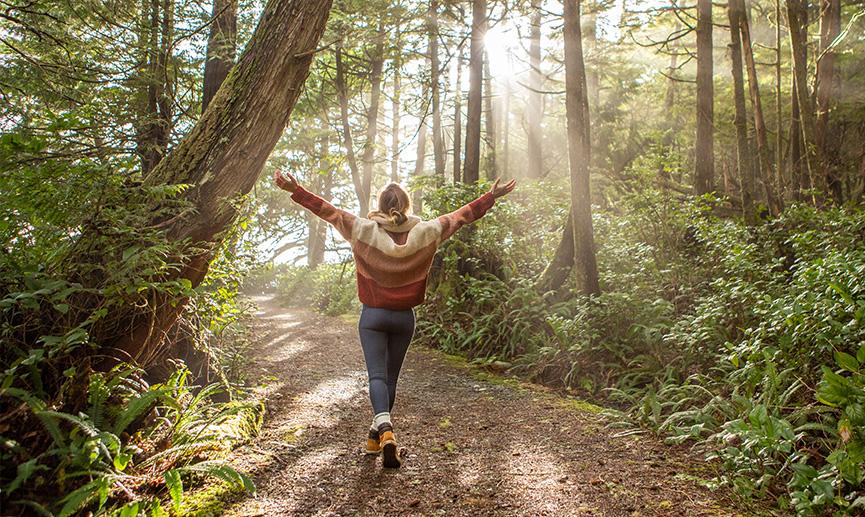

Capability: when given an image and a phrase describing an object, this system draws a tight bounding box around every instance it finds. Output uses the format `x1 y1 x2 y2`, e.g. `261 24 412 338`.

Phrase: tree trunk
391 36 402 182
502 73 511 178
775 0 784 196
536 214 574 294
202 0 238 111
308 135 331 268
583 11 599 110
103 0 334 364
360 21 386 212
335 46 367 215
137 0 175 175
463 0 485 184
413 118 428 209
429 0 446 181
526 0 543 179
738 0 779 214
790 77 806 196
816 0 841 200
563 0 599 295
694 0 714 195
453 52 463 183
483 52 497 178
728 0 755 223
786 0 821 199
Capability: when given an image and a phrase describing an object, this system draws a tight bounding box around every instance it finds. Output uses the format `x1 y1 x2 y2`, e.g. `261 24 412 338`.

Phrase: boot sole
381 440 401 468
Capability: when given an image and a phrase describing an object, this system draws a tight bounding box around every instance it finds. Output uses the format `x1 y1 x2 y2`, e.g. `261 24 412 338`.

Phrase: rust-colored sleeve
436 192 496 243
290 185 356 241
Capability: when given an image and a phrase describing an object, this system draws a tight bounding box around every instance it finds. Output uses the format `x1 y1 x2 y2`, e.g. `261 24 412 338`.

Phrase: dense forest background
1 0 864 513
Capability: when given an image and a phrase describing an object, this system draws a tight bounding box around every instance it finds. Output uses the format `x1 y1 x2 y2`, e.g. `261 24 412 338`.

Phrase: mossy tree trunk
102 0 334 364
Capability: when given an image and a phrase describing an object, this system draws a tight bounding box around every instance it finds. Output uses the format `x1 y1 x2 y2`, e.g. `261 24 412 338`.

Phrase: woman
274 169 515 468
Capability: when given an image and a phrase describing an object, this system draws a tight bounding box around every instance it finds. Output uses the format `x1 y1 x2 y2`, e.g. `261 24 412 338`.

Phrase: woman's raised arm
437 178 516 243
274 169 356 241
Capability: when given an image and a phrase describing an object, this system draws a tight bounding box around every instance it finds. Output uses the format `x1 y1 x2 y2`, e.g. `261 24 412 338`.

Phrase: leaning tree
95 0 334 365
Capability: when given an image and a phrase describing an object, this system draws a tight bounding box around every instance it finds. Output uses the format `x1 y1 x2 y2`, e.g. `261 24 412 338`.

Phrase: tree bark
308 135 331 268
738 0 779 214
786 0 820 199
816 0 841 200
463 0 485 183
413 117 428 209
536 214 574 294
694 0 714 195
137 0 175 175
790 76 805 196
104 0 334 364
563 0 599 296
335 46 367 215
453 52 463 183
202 0 237 111
360 21 386 212
775 0 784 196
583 10 599 110
728 0 755 223
502 73 511 178
429 0 446 181
391 35 402 182
483 52 497 178
526 0 543 179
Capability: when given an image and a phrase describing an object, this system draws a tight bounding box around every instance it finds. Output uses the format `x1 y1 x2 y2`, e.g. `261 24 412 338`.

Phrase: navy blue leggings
358 305 416 415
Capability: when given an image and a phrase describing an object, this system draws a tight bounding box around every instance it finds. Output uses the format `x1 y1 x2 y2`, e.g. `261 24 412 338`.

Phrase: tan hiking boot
364 428 381 455
378 424 401 468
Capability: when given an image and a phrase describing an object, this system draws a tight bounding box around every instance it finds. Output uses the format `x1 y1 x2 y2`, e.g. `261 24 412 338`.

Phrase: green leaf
58 478 108 517
181 461 255 493
112 387 166 435
835 351 860 373
164 469 183 512
122 246 140 262
857 343 865 365
7 458 45 495
151 500 168 517
113 452 132 471
118 502 139 517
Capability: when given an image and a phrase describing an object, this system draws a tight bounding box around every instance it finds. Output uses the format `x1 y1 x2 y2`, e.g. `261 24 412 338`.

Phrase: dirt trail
224 296 742 516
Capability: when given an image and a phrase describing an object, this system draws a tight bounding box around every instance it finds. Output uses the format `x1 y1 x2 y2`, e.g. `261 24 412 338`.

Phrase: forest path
224 296 741 516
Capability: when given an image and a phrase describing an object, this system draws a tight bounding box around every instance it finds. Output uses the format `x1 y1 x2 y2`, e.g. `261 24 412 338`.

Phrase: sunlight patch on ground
266 328 303 349
261 312 302 323
502 443 574 511
286 372 368 428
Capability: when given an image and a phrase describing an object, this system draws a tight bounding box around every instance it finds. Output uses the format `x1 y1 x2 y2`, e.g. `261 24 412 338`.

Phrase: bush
0 135 260 514
416 176 865 512
274 262 360 316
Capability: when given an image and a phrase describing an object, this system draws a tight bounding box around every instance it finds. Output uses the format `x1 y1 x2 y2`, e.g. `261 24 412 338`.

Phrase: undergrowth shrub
274 261 360 316
415 174 865 513
0 134 261 514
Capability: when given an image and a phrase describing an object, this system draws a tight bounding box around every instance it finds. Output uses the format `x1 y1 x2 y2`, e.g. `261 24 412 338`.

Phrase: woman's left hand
274 169 299 193
489 178 516 199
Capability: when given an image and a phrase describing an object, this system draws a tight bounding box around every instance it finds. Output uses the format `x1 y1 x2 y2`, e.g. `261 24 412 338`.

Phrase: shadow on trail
224 296 742 516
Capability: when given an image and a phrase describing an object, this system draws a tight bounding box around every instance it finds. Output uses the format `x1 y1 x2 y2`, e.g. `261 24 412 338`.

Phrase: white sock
373 412 391 430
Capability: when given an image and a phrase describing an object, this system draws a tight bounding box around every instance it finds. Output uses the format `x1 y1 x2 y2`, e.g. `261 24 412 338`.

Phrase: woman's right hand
273 169 299 193
489 178 516 199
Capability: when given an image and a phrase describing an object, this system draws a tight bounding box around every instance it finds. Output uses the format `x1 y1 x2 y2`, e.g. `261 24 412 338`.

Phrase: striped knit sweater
290 186 496 310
